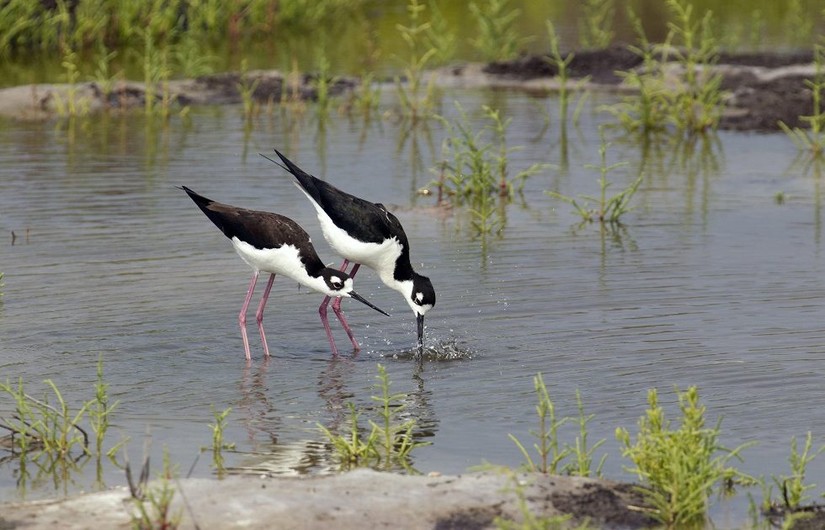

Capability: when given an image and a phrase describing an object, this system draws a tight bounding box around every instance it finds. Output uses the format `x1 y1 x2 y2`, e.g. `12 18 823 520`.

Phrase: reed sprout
468 0 531 62
616 386 754 529
578 0 615 50
546 131 641 224
394 0 439 122
318 364 429 471
434 102 545 235
779 44 825 158
605 0 724 138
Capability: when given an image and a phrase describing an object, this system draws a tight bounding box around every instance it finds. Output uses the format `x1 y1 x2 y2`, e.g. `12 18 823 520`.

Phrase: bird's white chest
311 201 403 277
230 238 329 294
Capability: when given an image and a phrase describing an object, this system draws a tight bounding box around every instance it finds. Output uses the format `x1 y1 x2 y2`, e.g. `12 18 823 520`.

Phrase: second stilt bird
180 186 388 360
263 149 436 353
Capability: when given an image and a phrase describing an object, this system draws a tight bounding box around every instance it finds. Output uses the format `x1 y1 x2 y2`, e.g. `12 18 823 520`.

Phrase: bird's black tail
179 185 215 216
261 149 323 204
179 185 232 237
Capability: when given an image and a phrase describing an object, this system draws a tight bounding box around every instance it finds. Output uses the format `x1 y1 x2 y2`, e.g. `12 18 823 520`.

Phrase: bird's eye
330 276 342 286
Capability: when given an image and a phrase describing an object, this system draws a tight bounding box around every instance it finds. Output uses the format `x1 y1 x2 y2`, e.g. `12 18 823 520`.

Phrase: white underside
299 186 406 292
231 238 341 297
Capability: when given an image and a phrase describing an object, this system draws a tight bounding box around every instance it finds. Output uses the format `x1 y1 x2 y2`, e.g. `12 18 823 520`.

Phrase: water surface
1 91 824 526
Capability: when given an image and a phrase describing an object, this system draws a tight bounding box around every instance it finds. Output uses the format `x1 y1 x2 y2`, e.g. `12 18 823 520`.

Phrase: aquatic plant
434 102 545 234
546 131 641 224
616 386 755 529
605 0 724 138
318 364 429 471
88 356 120 460
237 59 261 121
566 390 606 478
393 0 440 122
53 47 91 117
207 406 235 474
128 448 182 530
768 432 824 510
0 271 4 297
507 373 569 475
546 20 589 129
779 44 825 158
578 0 615 50
0 378 90 459
468 0 531 62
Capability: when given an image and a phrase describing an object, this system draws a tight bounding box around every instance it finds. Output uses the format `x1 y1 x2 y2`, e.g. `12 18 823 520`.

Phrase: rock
0 470 658 530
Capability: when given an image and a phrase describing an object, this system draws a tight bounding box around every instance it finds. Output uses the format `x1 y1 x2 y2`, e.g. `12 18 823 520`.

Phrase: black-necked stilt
261 150 436 354
180 186 389 361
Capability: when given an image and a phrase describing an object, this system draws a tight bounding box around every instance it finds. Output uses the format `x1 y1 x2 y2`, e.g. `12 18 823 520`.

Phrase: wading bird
262 150 436 354
180 186 388 360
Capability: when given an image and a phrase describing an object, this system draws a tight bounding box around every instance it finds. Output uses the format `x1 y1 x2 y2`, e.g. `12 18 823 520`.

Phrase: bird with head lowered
261 150 436 355
180 185 389 360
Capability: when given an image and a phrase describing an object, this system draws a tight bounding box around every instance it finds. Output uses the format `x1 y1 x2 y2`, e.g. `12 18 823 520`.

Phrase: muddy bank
0 469 657 530
0 48 817 132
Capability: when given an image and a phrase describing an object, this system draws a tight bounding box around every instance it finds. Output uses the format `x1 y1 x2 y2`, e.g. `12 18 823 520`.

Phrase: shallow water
1 90 825 525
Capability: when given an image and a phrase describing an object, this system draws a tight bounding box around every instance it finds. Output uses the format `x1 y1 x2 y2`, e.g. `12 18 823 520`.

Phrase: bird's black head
410 273 436 316
321 268 389 317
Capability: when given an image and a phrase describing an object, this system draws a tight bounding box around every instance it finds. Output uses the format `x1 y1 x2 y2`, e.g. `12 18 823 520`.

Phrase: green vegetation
578 0 615 50
393 0 441 122
605 0 724 138
546 21 589 129
207 406 235 474
128 448 182 530
318 364 430 471
508 373 570 475
507 374 607 479
768 432 824 510
616 386 754 529
546 132 642 224
468 0 531 62
779 44 825 158
434 102 545 235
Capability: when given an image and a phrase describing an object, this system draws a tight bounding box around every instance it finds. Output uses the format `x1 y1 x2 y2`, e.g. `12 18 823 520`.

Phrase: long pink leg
319 259 352 355
255 273 276 358
239 271 259 361
332 263 361 351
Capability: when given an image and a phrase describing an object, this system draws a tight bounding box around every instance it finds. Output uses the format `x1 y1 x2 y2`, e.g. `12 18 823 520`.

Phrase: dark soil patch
548 481 658 529
483 47 817 132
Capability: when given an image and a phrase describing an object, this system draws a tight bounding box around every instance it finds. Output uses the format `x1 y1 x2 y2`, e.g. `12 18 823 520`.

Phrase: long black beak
416 313 425 354
349 291 390 317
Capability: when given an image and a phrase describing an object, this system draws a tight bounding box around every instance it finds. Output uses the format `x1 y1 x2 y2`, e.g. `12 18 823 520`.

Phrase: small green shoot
434 102 545 235
564 390 607 478
468 0 532 62
129 448 182 530
779 44 825 158
508 373 569 474
546 132 641 224
616 386 754 529
318 364 429 471
207 406 235 473
393 0 439 122
579 0 615 50
770 432 824 510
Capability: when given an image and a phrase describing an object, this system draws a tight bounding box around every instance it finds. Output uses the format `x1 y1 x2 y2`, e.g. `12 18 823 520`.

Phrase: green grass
434 102 546 235
616 386 755 529
604 0 725 138
468 0 531 62
779 44 825 158
546 131 642 225
318 364 430 471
